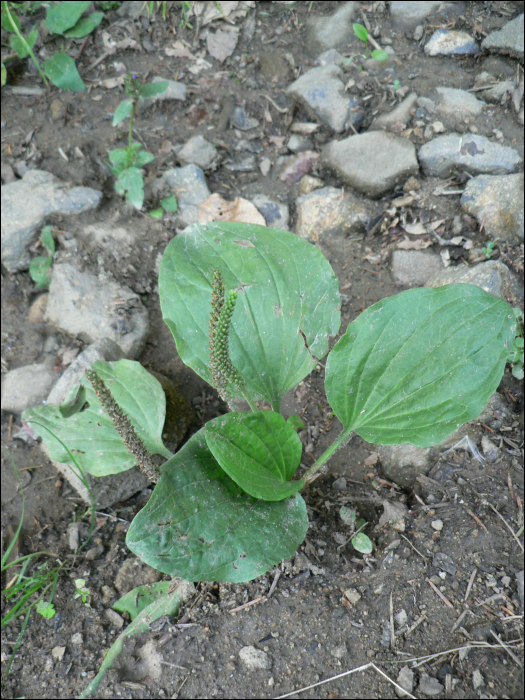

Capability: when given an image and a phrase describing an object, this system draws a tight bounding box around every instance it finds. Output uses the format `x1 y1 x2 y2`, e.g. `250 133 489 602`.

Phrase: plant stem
240 388 258 413
302 427 354 486
3 2 48 85
126 101 136 168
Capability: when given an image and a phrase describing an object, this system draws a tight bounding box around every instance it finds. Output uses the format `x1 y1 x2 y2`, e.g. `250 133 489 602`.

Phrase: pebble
239 646 271 670
481 436 499 463
297 174 324 194
45 263 148 359
231 106 259 131
305 1 357 56
391 250 443 287
71 633 83 646
395 665 414 698
1 169 102 272
343 588 361 605
259 158 272 176
295 186 372 243
279 151 319 185
460 173 523 243
27 294 48 323
434 87 485 119
432 552 456 576
516 570 524 608
331 643 347 658
314 48 345 67
431 520 444 531
369 92 418 131
418 672 444 696
481 13 524 60
177 136 217 169
105 609 125 628
394 609 408 627
418 133 523 178
287 134 314 153
1 364 57 414
472 669 485 690
251 194 289 229
425 29 479 56
321 131 419 198
258 52 290 82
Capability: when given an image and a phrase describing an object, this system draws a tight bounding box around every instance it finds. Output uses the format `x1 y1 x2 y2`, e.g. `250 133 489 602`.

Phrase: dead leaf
207 27 239 63
100 75 125 89
397 236 433 250
426 219 446 232
188 57 213 75
402 222 427 235
198 193 266 225
165 40 196 59
194 1 240 26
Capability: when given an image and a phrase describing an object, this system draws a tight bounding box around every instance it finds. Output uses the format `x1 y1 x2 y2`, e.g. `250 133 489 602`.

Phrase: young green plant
109 73 168 210
29 226 55 288
23 222 521 586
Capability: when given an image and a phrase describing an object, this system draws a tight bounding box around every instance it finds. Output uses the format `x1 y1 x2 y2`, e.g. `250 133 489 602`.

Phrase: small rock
418 672 444 696
27 294 48 323
71 633 83 646
331 643 347 658
85 543 104 561
297 174 325 194
472 669 484 690
322 132 419 198
1 364 57 414
516 570 524 608
425 29 479 56
279 151 319 185
52 646 66 660
431 520 444 531
391 250 443 287
413 25 424 42
396 665 414 698
460 173 523 243
482 14 524 60
251 194 289 229
177 136 217 169
239 646 271 670
418 133 522 178
390 1 443 28
68 522 79 551
144 76 186 102
50 98 66 120
369 92 418 132
395 609 408 627
378 500 407 531
259 158 272 176
343 588 361 605
434 87 485 119
481 436 499 462
115 557 161 595
105 609 125 628
295 186 372 242
314 48 345 66
332 476 347 490
433 552 456 576
305 1 357 56
287 134 314 153
231 106 259 131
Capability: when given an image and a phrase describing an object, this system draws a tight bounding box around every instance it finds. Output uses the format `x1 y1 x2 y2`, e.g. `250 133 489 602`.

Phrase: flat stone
144 76 186 103
152 164 211 227
425 29 479 56
396 665 414 698
251 194 289 229
239 646 271 670
425 259 523 306
369 92 418 131
433 552 456 575
418 133 522 178
390 1 443 28
305 1 357 57
231 106 259 131
287 134 314 153
1 169 102 272
418 672 444 697
45 263 148 359
482 13 524 60
435 87 485 118
279 151 319 185
461 173 523 243
321 132 419 198
314 48 345 66
177 136 217 169
391 250 443 286
295 186 372 242
1 364 57 414
286 64 363 133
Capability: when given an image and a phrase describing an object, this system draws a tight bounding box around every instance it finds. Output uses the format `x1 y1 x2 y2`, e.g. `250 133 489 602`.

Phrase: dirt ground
1 2 524 698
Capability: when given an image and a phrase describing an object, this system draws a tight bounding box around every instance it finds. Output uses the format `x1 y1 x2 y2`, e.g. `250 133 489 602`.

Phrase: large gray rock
149 164 211 227
1 363 57 414
321 132 419 198
295 186 372 242
461 173 524 244
418 134 522 178
1 169 102 272
305 1 357 57
482 13 524 60
391 250 443 286
45 263 148 359
286 64 362 133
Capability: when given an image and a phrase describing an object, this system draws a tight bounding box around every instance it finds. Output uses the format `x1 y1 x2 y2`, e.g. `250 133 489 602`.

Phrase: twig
451 609 469 634
267 569 281 600
404 612 427 638
228 596 265 614
273 662 416 699
489 630 523 667
484 501 524 553
463 506 488 532
262 94 289 114
465 567 477 602
396 640 524 668
427 578 454 609
389 592 395 649
400 534 429 561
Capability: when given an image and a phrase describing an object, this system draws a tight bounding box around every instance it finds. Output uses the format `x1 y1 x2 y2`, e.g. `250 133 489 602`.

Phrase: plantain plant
23 222 520 583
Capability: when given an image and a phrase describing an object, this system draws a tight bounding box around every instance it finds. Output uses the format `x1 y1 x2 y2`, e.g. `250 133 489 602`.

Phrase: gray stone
425 29 480 56
231 106 259 131
378 392 510 488
239 646 271 670
152 164 211 226
295 186 372 242
369 92 418 131
287 134 314 153
321 132 419 198
251 194 289 229
45 264 148 359
1 364 57 414
305 1 357 57
314 49 345 66
461 173 524 243
434 87 485 119
395 665 414 698
390 1 443 27
105 609 125 628
286 64 363 133
418 134 522 178
1 169 102 272
46 339 126 409
391 250 444 286
482 13 524 60
258 52 289 82
177 136 217 169
472 669 484 690
144 76 186 103
517 570 524 608
425 259 523 306
433 552 456 576
418 672 444 697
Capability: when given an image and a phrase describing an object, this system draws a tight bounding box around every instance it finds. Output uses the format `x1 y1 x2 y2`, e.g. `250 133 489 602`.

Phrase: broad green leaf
43 52 85 91
23 360 172 476
160 195 178 212
133 150 155 167
45 1 91 34
352 532 373 554
139 81 169 98
64 12 103 38
159 222 340 411
29 256 52 288
353 23 368 42
127 430 309 582
40 226 55 255
204 411 304 501
10 28 38 59
115 167 144 209
371 49 389 61
112 99 133 126
113 582 171 621
325 284 518 447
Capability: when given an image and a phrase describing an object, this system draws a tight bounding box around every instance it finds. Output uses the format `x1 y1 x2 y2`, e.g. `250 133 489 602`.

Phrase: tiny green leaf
353 23 368 43
160 195 178 212
115 167 144 209
36 601 56 619
139 81 169 98
205 411 304 501
40 226 55 256
113 582 171 621
64 12 104 38
149 208 164 219
112 99 133 126
340 506 356 526
133 150 155 168
45 1 91 34
371 48 389 61
43 52 86 91
351 532 373 554
29 256 53 288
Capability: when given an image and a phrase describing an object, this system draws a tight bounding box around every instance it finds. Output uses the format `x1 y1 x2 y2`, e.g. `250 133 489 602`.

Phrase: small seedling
36 600 56 619
352 23 389 62
392 78 401 91
149 194 178 219
74 578 91 607
340 506 373 554
109 73 168 210
508 309 524 379
482 241 496 259
29 226 55 288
